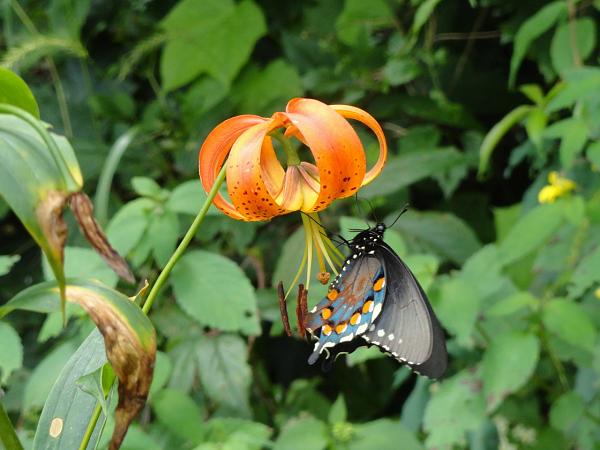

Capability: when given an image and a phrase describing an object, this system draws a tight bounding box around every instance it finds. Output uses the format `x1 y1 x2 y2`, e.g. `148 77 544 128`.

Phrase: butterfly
303 222 447 378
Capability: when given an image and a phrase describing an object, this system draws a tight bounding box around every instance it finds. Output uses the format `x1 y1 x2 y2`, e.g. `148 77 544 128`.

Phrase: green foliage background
2 0 600 448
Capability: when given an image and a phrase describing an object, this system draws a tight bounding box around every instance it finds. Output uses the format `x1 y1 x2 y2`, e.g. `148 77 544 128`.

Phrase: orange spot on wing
362 300 374 314
322 324 333 336
373 277 385 292
335 323 348 334
321 308 332 320
350 313 361 325
327 289 339 300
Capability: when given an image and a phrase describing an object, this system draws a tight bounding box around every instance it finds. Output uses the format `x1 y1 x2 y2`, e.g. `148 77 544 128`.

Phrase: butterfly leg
276 282 293 337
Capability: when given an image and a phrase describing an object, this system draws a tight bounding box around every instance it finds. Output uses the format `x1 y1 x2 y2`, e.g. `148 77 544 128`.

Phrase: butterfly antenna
388 203 410 228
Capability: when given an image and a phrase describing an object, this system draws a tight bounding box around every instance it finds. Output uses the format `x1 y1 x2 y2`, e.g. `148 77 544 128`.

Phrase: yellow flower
537 171 576 204
595 287 600 299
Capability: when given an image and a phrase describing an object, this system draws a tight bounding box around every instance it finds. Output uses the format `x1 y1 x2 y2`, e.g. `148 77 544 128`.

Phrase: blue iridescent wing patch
305 256 386 364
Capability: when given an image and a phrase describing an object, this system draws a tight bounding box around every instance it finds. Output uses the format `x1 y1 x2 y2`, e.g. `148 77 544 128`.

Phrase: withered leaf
69 192 135 284
66 283 156 450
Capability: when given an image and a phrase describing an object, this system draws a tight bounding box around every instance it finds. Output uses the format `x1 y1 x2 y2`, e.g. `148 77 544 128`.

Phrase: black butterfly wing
362 243 447 378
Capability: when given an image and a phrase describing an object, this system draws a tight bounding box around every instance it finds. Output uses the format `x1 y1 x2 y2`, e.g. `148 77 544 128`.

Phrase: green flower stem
0 401 24 450
0 103 80 191
270 131 300 166
78 164 228 450
142 163 227 314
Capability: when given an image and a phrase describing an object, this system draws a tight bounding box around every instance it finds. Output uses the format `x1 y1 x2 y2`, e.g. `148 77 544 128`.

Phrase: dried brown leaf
69 192 135 283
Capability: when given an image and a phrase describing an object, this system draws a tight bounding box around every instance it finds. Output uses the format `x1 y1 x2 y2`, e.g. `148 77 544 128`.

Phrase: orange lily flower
199 98 387 221
198 98 387 294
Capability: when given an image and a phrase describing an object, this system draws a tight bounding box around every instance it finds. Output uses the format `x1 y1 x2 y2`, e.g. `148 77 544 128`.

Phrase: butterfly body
304 223 447 378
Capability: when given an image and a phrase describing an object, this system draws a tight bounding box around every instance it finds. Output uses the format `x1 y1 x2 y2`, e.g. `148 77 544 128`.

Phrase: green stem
0 401 24 450
270 131 300 166
0 103 80 191
142 163 227 314
46 59 73 138
77 403 102 450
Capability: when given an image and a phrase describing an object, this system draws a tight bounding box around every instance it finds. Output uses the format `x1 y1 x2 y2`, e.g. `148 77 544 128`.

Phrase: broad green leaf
478 105 531 177
148 351 172 397
0 321 23 384
166 180 219 216
0 254 20 276
0 67 40 117
349 419 424 450
509 2 566 86
131 176 163 199
274 416 328 450
148 210 179 267
481 331 540 411
335 0 394 46
412 0 443 35
391 210 481 264
568 243 600 298
203 418 272 450
49 0 91 38
547 67 600 112
542 299 596 352
160 0 266 91
401 377 430 433
550 18 597 75
543 118 588 167
436 278 481 348
106 198 154 256
549 391 584 434
382 58 421 86
32 330 107 450
43 246 118 288
587 140 600 168
196 334 252 417
0 112 83 307
24 342 78 411
171 250 260 335
486 292 537 317
152 388 205 443
234 59 303 115
525 107 547 148
361 147 465 198
424 371 486 448
498 203 563 266
328 395 347 424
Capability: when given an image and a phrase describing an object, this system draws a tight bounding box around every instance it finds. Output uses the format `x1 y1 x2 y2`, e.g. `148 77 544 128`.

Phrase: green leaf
24 342 78 411
542 299 596 352
509 2 566 86
436 278 481 348
148 351 172 397
550 18 597 75
349 419 424 450
148 210 180 267
549 391 584 434
382 58 421 86
49 0 91 38
0 254 20 276
203 418 272 449
0 67 40 117
424 370 486 448
171 250 260 335
234 59 303 115
167 180 219 216
568 245 600 297
361 147 465 198
0 322 23 384
391 210 481 264
486 292 537 317
0 112 83 305
328 395 347 424
544 118 589 167
481 331 540 411
412 0 443 35
401 377 430 433
195 334 252 417
43 246 118 288
547 67 600 112
478 105 531 177
498 203 563 266
152 388 205 443
525 107 547 148
587 140 600 168
106 198 153 256
160 0 266 91
335 0 394 46
131 176 163 199
32 330 107 450
274 416 328 450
